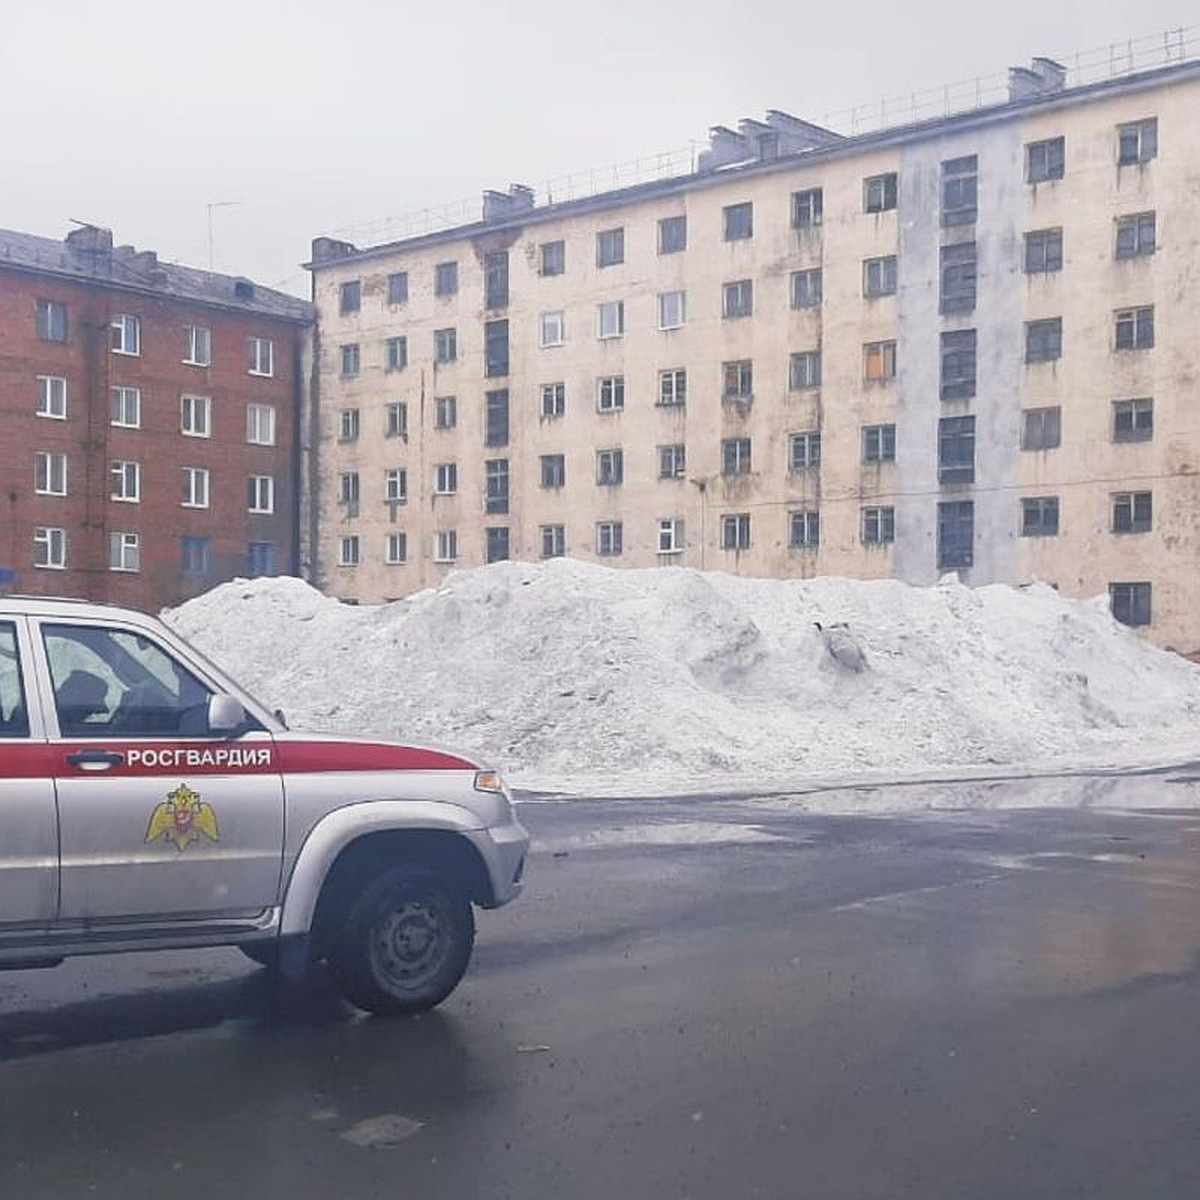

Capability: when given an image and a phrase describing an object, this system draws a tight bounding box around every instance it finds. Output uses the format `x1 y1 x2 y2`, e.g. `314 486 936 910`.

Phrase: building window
339 472 360 512
434 261 458 297
721 437 752 477
484 251 509 309
434 395 457 430
658 443 686 479
598 375 625 413
485 459 510 513
596 448 624 486
597 227 624 268
659 369 687 407
339 280 361 315
247 475 275 514
658 215 687 254
247 402 276 445
385 401 408 439
1117 118 1157 166
789 431 821 471
863 340 897 383
658 518 684 554
181 394 211 438
339 536 361 567
940 242 977 313
1113 397 1153 443
1021 497 1060 537
1024 228 1063 274
937 500 974 569
863 256 897 298
181 536 211 576
247 336 274 377
940 330 977 400
1109 582 1151 627
789 511 820 549
35 451 67 496
540 524 566 559
1112 491 1152 534
111 386 141 428
385 336 408 371
597 300 625 339
384 467 408 502
387 272 409 304
862 506 895 545
110 460 140 502
36 299 67 343
724 359 753 400
184 325 212 366
789 351 820 391
340 344 360 376
485 527 510 564
792 188 823 228
248 542 277 576
722 279 753 319
338 408 360 442
658 290 686 330
182 467 210 508
1025 318 1062 363
721 513 751 551
862 424 896 464
386 532 408 565
109 532 140 573
541 383 565 418
1021 406 1061 451
1115 212 1156 259
485 389 509 447
111 313 140 356
36 376 67 419
1026 137 1065 183
596 521 623 557
938 415 976 484
790 269 823 309
34 526 67 569
541 454 566 488
540 241 565 276
434 327 457 363
942 155 978 226
863 172 898 213
434 462 458 495
540 310 565 347
485 319 509 377
723 202 753 240
1115 306 1154 351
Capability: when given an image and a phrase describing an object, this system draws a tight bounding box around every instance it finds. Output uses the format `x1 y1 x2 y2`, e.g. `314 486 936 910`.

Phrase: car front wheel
329 866 475 1015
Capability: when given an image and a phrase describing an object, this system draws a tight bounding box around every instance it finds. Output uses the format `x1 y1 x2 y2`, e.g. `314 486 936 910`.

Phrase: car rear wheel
329 866 475 1015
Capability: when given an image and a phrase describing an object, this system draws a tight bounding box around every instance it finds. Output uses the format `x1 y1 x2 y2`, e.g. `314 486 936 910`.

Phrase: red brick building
0 225 312 611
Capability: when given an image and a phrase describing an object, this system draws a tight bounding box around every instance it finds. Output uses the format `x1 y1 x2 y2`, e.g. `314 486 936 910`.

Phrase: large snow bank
164 561 1200 796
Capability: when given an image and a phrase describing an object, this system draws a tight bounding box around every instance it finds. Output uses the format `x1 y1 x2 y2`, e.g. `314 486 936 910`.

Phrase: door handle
66 749 125 771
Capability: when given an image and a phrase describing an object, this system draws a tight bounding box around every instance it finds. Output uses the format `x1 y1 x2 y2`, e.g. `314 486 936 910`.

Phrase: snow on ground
165 560 1200 802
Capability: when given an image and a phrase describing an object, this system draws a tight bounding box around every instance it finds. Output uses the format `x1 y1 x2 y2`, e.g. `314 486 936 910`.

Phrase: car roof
0 595 159 623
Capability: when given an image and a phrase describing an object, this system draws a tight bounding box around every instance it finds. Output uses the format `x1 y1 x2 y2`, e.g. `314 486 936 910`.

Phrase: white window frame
540 311 565 348
248 474 275 514
659 368 686 407
721 513 752 551
434 462 458 496
597 375 625 413
434 328 457 364
385 401 408 439
181 394 212 438
434 395 457 430
109 531 140 572
36 375 67 419
658 290 686 330
540 383 565 418
339 536 361 567
386 336 408 372
110 459 141 503
35 451 67 496
34 526 66 569
111 313 141 356
789 510 820 549
596 521 623 557
657 518 684 554
340 343 361 376
111 386 141 428
722 279 753 319
248 336 275 377
385 532 408 564
384 468 408 502
246 403 276 445
434 530 459 563
184 324 212 366
338 408 360 442
597 300 625 340
339 472 360 508
539 524 566 559
658 444 686 479
789 431 821 470
596 448 624 486
182 466 210 509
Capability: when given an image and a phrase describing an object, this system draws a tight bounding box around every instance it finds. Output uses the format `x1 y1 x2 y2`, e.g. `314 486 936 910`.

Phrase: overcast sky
1 0 1194 297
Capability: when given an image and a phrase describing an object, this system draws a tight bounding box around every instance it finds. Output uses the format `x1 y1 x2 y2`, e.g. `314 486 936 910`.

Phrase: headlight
474 769 505 794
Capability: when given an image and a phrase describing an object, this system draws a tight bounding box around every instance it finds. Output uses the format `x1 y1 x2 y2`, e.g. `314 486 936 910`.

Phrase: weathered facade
0 226 312 611
308 52 1200 648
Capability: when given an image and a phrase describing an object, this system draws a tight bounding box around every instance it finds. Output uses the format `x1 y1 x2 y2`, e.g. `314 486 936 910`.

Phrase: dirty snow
164 560 1200 800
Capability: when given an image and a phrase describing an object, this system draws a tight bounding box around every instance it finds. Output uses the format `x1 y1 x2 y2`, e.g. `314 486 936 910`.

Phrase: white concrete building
307 41 1200 649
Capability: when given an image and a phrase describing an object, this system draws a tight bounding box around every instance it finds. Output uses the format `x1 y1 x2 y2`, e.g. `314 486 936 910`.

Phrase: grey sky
1 0 1194 297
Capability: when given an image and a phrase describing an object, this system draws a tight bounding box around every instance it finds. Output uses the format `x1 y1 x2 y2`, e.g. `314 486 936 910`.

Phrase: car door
36 618 285 927
0 616 58 930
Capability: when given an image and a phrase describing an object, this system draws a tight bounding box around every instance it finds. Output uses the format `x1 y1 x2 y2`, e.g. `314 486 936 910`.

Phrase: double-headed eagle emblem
145 784 220 852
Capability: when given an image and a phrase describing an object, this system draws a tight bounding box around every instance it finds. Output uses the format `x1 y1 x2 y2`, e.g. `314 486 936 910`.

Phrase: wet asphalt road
3 786 1200 1199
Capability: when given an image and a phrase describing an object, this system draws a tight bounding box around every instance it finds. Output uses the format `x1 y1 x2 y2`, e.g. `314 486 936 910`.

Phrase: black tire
328 866 475 1015
240 941 281 970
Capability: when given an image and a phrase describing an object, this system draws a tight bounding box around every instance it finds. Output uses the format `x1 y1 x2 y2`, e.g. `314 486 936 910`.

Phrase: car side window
43 624 215 738
0 623 30 738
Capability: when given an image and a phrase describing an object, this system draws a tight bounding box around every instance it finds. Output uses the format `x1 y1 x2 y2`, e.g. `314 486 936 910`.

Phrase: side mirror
208 693 246 734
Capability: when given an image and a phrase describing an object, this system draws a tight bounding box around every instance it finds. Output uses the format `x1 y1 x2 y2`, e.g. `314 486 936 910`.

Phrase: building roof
0 226 313 324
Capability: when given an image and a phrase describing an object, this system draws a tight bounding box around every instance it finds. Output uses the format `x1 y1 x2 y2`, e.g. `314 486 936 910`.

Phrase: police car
0 595 529 1014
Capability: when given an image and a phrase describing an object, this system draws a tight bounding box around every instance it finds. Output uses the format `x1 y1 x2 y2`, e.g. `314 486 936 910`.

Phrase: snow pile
165 561 1200 795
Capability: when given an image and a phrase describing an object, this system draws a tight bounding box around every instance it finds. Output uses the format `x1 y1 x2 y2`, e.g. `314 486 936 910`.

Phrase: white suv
0 595 528 1014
